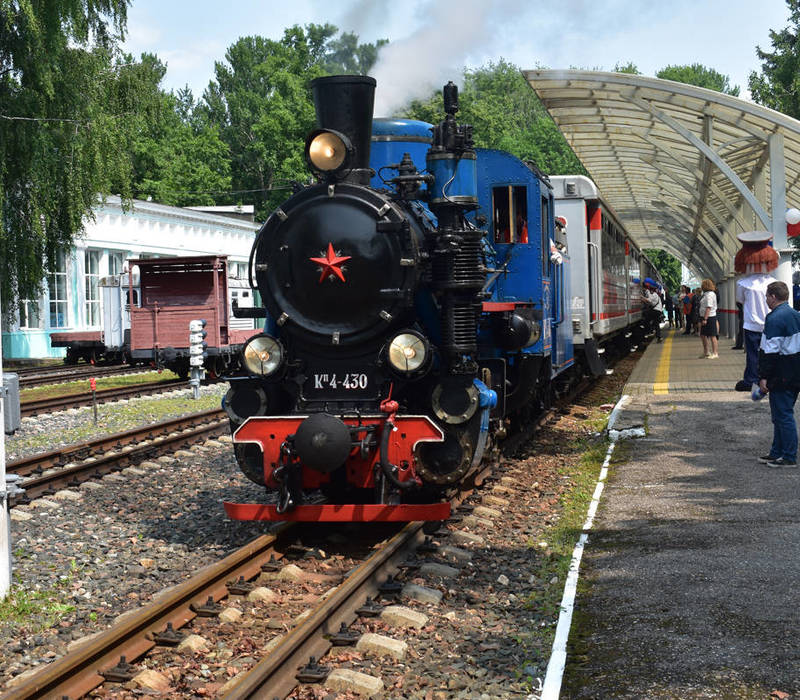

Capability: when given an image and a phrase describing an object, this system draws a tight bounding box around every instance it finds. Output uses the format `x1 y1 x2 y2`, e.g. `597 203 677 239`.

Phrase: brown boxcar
128 256 252 377
49 331 104 364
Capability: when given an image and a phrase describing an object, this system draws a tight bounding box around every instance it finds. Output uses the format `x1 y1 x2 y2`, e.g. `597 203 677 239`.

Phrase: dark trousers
768 387 799 461
744 329 761 385
647 309 662 339
734 304 744 348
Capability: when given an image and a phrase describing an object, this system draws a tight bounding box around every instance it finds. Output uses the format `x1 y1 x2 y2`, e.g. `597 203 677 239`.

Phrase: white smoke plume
369 0 521 116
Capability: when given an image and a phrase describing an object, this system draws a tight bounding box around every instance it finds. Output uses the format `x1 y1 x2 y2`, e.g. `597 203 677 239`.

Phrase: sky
122 0 791 114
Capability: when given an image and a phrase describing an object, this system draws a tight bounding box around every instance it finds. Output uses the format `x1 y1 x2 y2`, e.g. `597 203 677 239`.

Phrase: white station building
1 197 260 361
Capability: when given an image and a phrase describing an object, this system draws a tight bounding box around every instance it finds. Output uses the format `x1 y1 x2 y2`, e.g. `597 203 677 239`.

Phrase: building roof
524 70 800 280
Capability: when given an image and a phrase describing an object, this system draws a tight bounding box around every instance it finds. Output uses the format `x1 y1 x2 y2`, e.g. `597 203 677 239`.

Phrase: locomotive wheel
416 429 475 486
234 442 266 486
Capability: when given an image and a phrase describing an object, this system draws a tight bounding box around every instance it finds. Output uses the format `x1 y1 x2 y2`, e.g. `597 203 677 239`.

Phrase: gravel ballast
1 361 636 697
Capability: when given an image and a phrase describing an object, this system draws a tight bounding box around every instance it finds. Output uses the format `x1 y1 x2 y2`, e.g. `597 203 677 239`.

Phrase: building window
48 250 68 328
109 251 125 276
229 261 248 279
85 249 101 327
19 300 42 330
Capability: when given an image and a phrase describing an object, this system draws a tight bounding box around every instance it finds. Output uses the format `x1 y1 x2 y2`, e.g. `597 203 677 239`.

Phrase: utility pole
1 286 9 599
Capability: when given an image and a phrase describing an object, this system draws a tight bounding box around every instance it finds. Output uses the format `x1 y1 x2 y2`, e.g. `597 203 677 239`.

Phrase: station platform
563 327 800 698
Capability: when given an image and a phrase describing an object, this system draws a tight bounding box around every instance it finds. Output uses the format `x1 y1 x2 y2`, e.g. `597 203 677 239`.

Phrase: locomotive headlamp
305 129 353 174
242 334 284 377
387 332 430 374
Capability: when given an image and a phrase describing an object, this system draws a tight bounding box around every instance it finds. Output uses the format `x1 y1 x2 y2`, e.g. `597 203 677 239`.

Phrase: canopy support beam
622 90 773 231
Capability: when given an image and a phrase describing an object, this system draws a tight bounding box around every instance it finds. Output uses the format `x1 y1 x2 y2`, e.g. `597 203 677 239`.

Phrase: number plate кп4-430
310 372 369 391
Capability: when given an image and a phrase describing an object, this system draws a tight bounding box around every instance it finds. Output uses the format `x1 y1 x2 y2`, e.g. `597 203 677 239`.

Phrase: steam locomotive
222 75 656 522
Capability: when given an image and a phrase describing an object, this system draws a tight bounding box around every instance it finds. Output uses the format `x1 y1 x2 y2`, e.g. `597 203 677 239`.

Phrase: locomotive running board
223 502 451 522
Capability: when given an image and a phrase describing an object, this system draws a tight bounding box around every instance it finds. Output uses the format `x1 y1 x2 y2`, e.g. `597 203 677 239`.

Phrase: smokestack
310 75 376 184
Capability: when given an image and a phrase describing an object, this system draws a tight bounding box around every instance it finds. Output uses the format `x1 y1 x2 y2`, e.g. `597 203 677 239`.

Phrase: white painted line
531 393 631 700
605 393 630 432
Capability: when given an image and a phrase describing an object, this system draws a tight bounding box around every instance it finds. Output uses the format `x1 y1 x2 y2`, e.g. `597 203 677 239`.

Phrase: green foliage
131 82 232 206
0 584 75 627
403 60 586 175
200 25 387 218
0 1 162 305
614 62 641 74
320 31 388 75
644 249 682 292
656 63 740 96
749 0 800 118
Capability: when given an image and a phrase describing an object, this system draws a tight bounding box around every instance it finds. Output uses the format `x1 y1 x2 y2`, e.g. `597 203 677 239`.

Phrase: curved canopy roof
524 70 800 280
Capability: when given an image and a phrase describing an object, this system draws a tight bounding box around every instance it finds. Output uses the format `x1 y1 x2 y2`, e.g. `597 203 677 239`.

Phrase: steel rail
18 365 147 388
221 521 425 699
6 409 225 479
8 413 228 504
1 528 293 700
20 379 186 417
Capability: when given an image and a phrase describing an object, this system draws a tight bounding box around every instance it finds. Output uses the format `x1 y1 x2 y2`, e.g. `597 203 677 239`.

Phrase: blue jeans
768 387 799 461
744 330 761 385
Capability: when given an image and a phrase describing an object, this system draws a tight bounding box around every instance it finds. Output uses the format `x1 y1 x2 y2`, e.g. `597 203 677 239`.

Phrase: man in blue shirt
758 281 800 468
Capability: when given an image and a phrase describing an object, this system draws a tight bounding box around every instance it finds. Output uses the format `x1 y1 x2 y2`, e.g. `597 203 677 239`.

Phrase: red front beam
223 502 451 522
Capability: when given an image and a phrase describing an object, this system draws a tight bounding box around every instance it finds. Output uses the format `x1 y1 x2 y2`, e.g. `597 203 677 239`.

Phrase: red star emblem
310 242 352 284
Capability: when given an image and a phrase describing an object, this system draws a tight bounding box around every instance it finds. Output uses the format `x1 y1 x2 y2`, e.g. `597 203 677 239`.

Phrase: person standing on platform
733 231 778 392
757 281 800 468
681 286 693 335
698 278 719 358
691 287 702 334
665 289 674 328
642 279 663 342
673 289 683 329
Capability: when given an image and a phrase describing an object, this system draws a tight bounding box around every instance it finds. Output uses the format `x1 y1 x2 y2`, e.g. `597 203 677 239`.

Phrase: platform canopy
524 70 800 281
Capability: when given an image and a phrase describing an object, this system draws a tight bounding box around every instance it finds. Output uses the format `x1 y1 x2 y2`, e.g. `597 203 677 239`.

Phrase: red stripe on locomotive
233 415 444 489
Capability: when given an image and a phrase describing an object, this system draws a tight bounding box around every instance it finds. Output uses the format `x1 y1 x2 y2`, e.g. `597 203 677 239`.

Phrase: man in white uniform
734 231 778 392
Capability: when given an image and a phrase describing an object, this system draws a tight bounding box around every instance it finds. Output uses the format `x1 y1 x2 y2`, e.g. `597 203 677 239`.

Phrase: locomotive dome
254 182 422 348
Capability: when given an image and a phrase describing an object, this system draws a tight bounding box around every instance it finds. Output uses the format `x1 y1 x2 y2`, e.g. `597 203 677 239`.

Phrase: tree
403 60 586 175
0 1 154 305
644 249 682 293
749 1 800 118
200 24 388 218
614 62 641 74
321 32 388 75
657 64 740 96
131 82 232 207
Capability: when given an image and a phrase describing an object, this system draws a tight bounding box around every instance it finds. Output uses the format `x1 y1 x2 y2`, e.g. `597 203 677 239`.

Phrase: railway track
6 409 227 505
20 379 187 417
15 365 149 389
2 497 482 700
0 412 499 700
2 351 641 699
1 529 297 700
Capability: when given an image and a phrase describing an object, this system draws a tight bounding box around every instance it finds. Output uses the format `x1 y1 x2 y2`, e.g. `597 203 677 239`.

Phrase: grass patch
20 370 181 402
0 562 80 632
516 407 627 686
0 587 75 628
530 437 609 584
7 386 226 459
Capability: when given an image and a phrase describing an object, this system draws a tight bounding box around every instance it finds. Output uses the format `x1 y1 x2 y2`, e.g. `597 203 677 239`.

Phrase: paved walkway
563 329 800 698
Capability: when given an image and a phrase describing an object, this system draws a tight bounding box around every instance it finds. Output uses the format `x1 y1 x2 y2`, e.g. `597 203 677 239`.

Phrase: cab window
492 186 528 243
